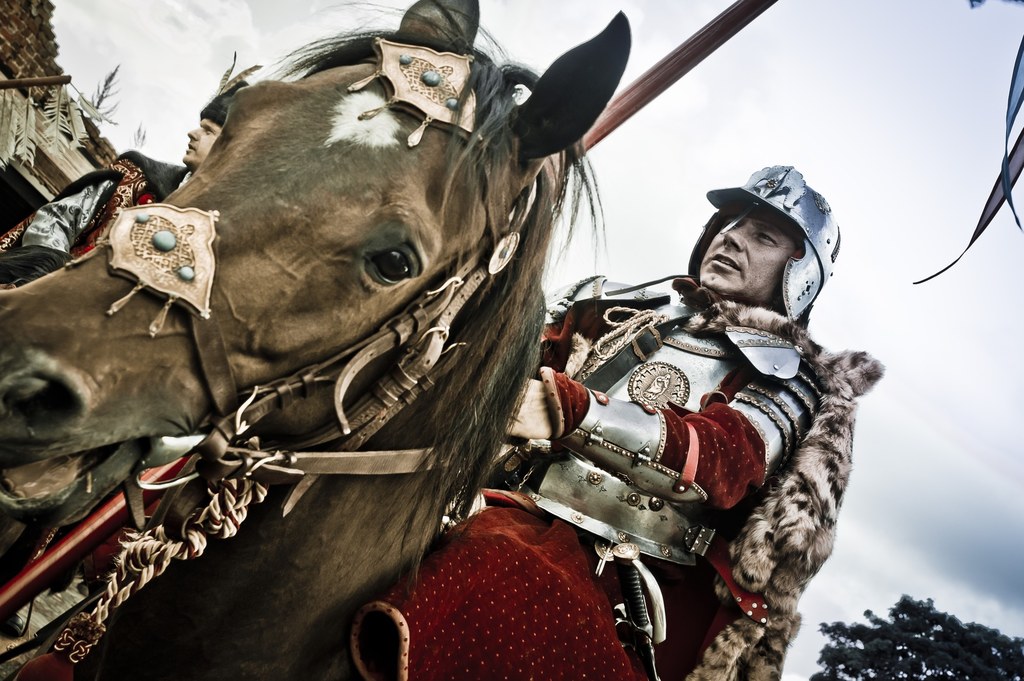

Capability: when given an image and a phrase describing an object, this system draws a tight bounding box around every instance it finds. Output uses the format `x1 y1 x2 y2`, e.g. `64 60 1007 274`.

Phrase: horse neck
92 472 439 680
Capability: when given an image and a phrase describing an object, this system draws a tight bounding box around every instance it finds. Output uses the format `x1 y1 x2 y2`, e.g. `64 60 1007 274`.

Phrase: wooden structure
0 0 116 233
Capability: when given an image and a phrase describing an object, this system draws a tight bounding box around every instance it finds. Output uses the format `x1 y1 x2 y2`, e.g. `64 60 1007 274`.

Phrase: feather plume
216 53 238 95
0 90 16 167
13 94 36 165
220 64 262 94
215 53 261 97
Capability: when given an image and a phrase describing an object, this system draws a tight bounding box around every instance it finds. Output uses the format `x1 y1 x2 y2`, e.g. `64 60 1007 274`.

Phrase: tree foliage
90 65 120 118
969 0 1024 7
811 595 1024 680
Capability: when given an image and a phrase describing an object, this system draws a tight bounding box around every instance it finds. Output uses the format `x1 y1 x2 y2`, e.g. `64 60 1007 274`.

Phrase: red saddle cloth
351 504 648 681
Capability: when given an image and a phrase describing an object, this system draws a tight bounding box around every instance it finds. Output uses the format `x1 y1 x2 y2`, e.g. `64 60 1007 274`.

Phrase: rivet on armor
151 230 177 252
595 391 610 405
659 544 671 557
747 610 753 617
135 212 150 224
421 70 441 86
571 512 584 524
445 97 459 110
399 54 412 65
587 472 603 485
177 265 195 282
594 425 604 436
617 531 629 542
761 617 768 624
639 445 651 456
626 492 641 506
649 497 664 511
612 543 640 561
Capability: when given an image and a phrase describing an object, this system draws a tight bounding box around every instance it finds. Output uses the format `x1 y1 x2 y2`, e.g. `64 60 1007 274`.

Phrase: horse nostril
1 371 84 429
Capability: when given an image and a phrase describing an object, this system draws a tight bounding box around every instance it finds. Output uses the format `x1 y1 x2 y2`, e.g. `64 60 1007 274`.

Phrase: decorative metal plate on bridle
348 38 476 146
627 361 690 409
105 203 219 336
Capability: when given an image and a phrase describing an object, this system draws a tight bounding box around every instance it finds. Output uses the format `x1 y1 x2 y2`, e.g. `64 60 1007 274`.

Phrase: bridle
118 175 533 514
187 257 490 486
100 35 540 506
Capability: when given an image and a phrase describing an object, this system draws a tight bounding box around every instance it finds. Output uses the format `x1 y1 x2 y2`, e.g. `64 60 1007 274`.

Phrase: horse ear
513 13 631 161
397 0 480 53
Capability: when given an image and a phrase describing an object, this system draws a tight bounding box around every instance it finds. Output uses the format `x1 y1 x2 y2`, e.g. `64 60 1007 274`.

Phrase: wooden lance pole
584 0 779 149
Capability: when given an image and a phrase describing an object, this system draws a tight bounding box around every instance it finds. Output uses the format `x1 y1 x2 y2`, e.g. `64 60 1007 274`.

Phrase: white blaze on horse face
325 91 401 148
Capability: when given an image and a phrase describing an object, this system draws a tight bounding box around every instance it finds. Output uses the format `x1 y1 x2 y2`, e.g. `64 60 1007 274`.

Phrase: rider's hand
509 378 555 440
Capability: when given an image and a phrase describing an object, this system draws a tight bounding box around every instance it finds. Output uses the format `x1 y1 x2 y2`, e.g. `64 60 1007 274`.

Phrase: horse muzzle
0 349 94 450
0 439 146 526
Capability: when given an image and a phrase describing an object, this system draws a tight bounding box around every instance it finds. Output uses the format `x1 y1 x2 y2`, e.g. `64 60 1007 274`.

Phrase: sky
46 0 1024 678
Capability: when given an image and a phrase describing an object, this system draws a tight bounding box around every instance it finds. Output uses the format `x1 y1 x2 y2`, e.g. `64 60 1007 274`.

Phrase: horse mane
0 244 73 286
283 32 601 562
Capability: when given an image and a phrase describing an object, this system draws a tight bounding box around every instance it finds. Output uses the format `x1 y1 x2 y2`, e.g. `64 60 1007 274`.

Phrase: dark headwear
199 81 248 126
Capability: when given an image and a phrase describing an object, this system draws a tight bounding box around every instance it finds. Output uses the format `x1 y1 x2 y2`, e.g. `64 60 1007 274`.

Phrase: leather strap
200 447 434 482
584 317 682 392
603 274 687 298
702 535 769 624
189 313 239 418
677 422 700 491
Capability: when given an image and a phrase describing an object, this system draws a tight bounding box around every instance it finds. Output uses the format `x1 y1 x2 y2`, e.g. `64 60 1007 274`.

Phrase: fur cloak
682 300 884 680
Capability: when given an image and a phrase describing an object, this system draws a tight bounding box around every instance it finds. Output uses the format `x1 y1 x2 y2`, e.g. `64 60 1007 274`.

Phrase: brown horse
0 1 630 678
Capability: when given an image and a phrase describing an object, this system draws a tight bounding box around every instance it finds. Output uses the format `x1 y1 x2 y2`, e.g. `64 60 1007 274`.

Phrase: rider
0 81 246 287
348 165 881 680
507 164 880 678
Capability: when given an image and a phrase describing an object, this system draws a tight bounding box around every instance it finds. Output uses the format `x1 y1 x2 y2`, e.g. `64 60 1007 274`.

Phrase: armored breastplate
523 277 821 565
583 302 738 413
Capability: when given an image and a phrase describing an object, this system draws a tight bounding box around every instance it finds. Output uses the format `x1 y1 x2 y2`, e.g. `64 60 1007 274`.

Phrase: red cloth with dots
352 506 649 681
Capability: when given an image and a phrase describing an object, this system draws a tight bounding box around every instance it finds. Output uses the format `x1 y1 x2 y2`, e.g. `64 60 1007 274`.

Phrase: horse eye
368 249 415 284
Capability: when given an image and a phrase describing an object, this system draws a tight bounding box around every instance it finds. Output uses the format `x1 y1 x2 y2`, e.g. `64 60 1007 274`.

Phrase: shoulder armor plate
725 326 801 379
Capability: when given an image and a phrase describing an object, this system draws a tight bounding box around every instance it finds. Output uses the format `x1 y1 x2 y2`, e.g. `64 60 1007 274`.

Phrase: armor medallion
627 361 690 408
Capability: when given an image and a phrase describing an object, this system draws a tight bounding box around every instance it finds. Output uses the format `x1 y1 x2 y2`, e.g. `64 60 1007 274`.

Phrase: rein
186 258 490 488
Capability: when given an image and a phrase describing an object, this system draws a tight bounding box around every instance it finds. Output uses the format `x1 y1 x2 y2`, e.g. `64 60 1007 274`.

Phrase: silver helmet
688 165 840 320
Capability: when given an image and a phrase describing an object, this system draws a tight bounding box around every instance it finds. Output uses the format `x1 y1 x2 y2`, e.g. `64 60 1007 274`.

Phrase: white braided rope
576 306 669 380
74 478 268 640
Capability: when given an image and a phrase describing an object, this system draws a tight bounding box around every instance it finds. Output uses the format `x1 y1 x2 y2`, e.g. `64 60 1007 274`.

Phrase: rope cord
577 307 668 381
53 478 269 660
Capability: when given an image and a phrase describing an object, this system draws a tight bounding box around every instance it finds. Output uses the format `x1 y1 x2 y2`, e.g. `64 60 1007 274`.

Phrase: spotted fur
684 301 884 680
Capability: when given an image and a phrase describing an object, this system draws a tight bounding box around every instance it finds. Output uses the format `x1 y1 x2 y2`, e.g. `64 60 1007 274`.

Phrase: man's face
698 216 801 308
182 119 223 171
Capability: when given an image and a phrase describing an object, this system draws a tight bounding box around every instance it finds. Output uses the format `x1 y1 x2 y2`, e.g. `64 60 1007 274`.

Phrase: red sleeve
541 301 614 372
548 369 766 510
659 402 765 509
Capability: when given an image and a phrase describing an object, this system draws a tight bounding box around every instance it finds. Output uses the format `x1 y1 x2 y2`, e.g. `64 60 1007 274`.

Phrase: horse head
0 0 631 527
